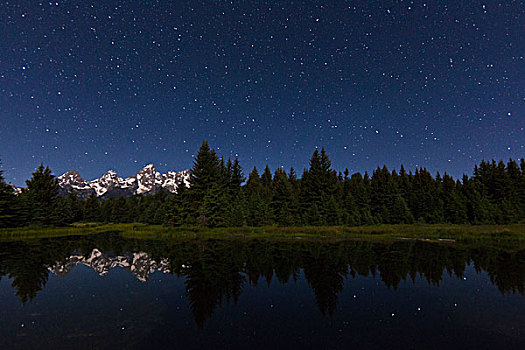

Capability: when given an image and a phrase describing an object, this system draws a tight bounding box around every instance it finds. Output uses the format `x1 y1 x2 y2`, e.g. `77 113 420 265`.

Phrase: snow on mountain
56 164 189 198
57 170 93 197
88 170 126 197
131 163 165 195
49 248 171 282
8 183 22 195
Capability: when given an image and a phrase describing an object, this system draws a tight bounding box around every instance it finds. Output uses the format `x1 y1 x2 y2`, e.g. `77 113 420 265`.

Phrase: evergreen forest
1 141 524 228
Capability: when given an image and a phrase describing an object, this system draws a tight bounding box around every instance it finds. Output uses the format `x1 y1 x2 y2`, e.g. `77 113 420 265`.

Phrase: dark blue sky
1 1 523 186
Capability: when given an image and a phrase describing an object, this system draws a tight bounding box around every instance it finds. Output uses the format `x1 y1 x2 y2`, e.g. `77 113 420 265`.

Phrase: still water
0 233 524 349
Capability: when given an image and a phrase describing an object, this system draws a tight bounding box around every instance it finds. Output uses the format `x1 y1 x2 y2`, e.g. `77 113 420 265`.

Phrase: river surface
0 233 524 349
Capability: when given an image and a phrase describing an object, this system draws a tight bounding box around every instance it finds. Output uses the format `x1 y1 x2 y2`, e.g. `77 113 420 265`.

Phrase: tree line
1 141 524 227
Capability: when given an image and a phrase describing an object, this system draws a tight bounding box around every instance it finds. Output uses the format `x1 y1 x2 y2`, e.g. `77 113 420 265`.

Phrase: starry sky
1 1 523 186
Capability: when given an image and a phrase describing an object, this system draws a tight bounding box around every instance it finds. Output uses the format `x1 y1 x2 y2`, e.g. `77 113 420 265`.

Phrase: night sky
1 1 523 186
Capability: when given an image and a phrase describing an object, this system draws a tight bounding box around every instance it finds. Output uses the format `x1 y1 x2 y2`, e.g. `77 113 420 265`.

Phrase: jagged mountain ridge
48 248 180 282
57 164 189 198
8 183 22 195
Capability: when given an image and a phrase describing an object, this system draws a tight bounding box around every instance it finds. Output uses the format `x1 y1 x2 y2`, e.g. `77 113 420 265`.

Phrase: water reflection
1 233 524 328
50 249 171 282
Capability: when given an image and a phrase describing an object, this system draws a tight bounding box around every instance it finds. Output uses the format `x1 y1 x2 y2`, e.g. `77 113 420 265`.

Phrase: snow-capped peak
9 183 22 195
57 169 91 193
55 165 190 198
49 248 171 282
102 170 118 177
58 169 83 182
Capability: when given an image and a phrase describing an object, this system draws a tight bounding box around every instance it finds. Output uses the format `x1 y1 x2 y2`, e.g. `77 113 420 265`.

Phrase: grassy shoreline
0 223 524 242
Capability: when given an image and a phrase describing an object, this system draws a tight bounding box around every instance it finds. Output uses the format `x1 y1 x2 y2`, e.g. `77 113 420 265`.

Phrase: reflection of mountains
50 249 173 282
1 233 525 328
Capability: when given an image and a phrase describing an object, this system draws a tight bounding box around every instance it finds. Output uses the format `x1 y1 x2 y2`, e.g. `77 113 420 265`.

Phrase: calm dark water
1 233 525 349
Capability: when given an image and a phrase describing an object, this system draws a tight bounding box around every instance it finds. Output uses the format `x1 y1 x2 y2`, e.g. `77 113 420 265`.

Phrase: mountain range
49 248 178 282
56 164 190 198
8 164 190 198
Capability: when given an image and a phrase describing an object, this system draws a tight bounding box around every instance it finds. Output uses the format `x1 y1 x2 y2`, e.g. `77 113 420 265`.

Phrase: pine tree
25 164 59 225
165 192 180 226
198 182 228 227
390 195 414 224
189 141 222 201
499 199 518 224
83 193 101 222
253 165 274 225
257 199 274 226
125 196 140 223
153 202 168 224
271 169 294 226
0 166 16 227
407 168 443 223
164 183 191 226
225 194 247 227
370 166 402 223
111 197 129 223
462 178 493 224
300 149 323 208
519 158 525 220
342 169 358 225
261 165 273 189
98 198 112 222
287 167 301 224
288 167 298 188
229 157 244 195
224 157 246 226
52 192 82 225
188 141 228 227
305 203 322 226
348 173 373 225
140 202 157 224
244 167 263 226
300 148 337 225
324 195 342 225
446 192 468 223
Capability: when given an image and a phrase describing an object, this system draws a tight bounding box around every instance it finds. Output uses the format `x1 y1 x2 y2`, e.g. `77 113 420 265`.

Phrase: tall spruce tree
300 148 337 225
229 158 244 195
83 193 101 222
347 173 374 225
271 168 294 226
243 167 264 226
25 164 59 225
189 141 222 200
188 141 228 227
518 159 525 219
53 192 82 225
0 166 16 227
287 167 301 224
256 165 274 225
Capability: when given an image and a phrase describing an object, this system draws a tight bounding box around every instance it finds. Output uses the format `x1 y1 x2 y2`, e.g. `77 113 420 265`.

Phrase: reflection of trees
302 244 349 315
10 261 49 304
0 233 133 304
184 240 245 329
472 248 525 294
0 241 70 303
1 234 525 327
303 258 346 315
